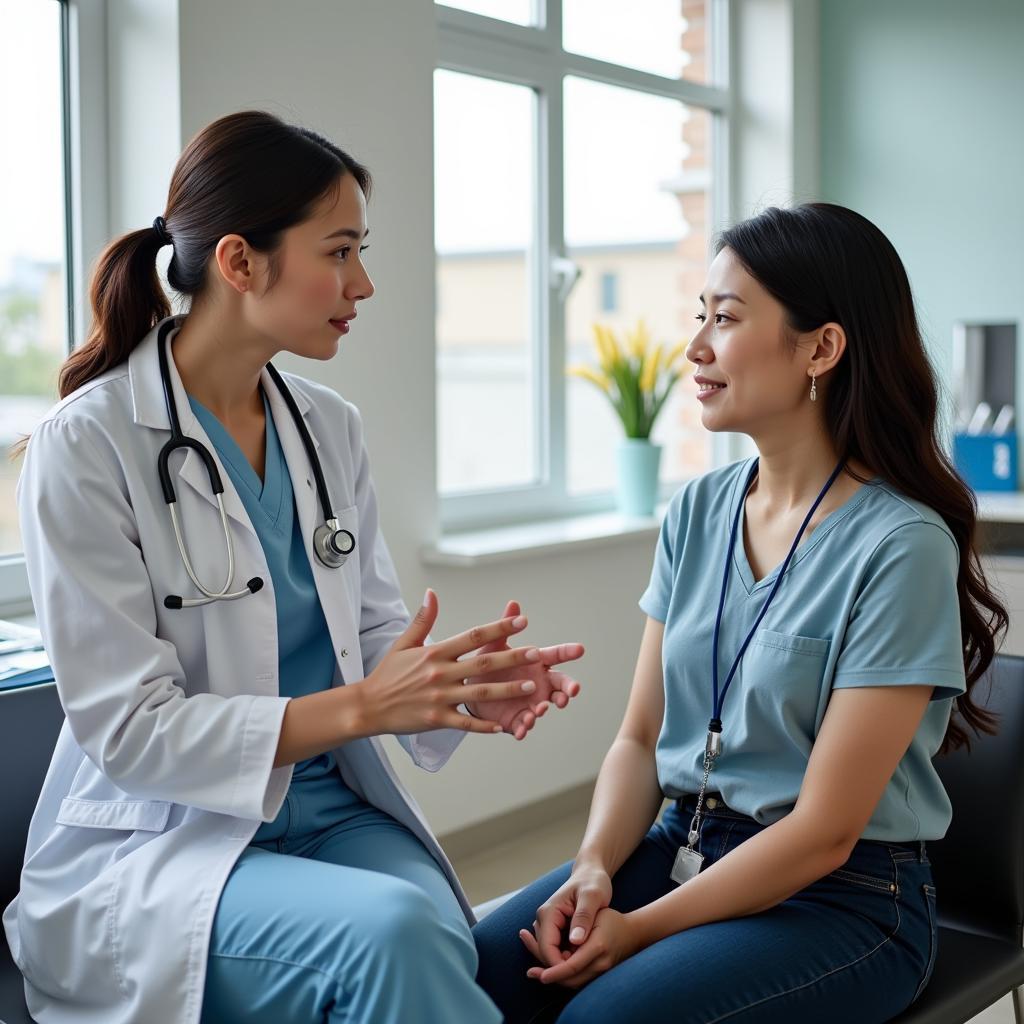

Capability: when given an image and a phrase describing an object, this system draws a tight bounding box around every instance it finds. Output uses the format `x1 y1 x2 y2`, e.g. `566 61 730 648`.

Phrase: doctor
3 109 583 1024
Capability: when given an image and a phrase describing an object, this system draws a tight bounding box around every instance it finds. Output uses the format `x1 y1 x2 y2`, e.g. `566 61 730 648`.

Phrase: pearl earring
810 372 817 402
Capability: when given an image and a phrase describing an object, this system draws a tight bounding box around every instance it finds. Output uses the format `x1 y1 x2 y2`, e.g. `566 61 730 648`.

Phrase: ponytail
61 225 171 399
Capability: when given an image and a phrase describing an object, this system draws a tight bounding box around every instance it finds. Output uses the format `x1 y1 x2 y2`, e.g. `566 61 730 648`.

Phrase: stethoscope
155 318 356 610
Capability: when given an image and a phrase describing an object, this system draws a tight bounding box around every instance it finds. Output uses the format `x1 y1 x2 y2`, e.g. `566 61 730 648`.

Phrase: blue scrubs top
639 456 967 842
189 388 362 839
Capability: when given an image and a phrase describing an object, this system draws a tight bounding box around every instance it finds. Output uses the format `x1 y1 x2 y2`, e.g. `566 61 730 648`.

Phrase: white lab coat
2 316 470 1024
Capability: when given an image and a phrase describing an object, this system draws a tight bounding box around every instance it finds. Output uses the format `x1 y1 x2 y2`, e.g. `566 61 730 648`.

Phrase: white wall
168 0 643 835
100 0 812 836
730 0 820 218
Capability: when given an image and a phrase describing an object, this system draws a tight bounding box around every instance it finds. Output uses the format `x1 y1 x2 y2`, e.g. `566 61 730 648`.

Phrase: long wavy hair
10 109 370 458
718 203 1007 755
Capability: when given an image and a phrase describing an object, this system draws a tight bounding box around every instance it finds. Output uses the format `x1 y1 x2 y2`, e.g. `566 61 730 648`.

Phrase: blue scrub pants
473 795 938 1023
199 760 502 1024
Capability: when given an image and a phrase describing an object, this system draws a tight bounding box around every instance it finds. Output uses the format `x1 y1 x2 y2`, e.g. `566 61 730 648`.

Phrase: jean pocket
911 884 939 1003
824 867 899 894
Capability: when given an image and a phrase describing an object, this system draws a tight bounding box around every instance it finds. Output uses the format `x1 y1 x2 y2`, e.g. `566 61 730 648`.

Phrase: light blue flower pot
616 439 662 516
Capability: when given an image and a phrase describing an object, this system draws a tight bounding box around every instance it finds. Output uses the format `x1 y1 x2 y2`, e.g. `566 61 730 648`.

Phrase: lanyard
683 455 846 856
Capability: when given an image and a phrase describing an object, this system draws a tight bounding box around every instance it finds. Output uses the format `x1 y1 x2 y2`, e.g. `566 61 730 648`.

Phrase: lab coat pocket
17 801 163 1003
56 796 172 832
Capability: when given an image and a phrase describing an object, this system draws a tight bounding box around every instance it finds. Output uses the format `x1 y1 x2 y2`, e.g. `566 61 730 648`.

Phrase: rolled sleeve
832 522 967 701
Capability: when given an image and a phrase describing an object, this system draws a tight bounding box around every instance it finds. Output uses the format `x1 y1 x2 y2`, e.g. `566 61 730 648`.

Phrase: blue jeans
473 795 938 1023
200 756 502 1024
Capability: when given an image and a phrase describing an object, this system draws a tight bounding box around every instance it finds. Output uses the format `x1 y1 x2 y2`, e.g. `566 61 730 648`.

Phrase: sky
435 0 693 252
1 0 693 276
0 1 65 281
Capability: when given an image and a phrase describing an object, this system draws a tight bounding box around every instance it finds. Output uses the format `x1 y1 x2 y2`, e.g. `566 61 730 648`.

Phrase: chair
888 653 1024 1022
0 681 65 1024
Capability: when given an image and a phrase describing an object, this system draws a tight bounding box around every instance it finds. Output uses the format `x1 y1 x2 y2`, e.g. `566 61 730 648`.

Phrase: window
435 70 538 494
0 0 103 615
562 0 712 83
599 272 617 314
437 0 536 26
435 0 729 528
0 2 70 560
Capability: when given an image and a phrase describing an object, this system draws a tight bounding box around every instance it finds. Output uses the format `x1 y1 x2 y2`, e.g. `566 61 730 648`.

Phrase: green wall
820 0 1024 443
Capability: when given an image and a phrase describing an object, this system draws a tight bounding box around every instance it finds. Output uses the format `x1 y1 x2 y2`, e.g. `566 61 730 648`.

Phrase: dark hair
717 203 1007 755
12 110 369 461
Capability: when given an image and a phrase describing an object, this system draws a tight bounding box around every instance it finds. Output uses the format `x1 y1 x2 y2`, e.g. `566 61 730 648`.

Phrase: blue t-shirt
639 456 967 842
188 388 361 833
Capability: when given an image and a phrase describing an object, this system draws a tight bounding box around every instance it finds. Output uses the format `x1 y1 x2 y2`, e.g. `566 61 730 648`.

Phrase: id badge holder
670 845 704 885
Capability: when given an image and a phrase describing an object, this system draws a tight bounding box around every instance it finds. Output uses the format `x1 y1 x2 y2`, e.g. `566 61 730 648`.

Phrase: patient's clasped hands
519 863 642 989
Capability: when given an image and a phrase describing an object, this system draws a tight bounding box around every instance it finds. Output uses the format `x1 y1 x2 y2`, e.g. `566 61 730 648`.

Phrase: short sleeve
832 522 966 701
639 487 686 622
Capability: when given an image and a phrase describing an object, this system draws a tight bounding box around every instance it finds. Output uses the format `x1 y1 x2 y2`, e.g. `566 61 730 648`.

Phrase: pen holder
952 432 1018 492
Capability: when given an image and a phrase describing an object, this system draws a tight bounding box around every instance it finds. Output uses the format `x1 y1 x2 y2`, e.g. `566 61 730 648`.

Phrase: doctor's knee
358 878 477 972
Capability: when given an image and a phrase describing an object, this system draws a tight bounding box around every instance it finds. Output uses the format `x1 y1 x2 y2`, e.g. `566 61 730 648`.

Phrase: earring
809 372 817 402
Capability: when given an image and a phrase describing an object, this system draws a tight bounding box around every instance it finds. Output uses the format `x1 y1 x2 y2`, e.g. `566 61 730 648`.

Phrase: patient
472 202 1006 1024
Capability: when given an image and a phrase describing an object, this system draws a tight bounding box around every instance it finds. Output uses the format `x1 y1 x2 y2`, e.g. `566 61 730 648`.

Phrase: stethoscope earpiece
163 576 264 610
155 319 353 610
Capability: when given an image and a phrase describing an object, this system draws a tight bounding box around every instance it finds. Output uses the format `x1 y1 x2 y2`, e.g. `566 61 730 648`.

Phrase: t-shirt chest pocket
739 628 832 736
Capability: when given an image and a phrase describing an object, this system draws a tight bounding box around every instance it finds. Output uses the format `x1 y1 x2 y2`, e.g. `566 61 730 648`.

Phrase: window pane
0 1 68 556
563 0 713 85
437 0 534 26
564 77 712 495
435 70 537 494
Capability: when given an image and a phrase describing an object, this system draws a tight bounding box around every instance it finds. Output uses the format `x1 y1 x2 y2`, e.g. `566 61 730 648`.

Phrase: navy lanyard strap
710 455 847 733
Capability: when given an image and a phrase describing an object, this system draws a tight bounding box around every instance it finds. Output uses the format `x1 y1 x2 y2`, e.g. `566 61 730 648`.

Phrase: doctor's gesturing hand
353 589 584 740
463 599 583 740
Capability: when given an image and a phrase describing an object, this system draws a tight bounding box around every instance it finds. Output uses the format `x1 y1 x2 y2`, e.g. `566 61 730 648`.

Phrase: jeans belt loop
918 840 927 863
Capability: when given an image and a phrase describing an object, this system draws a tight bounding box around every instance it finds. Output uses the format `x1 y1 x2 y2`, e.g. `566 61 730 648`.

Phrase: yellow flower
628 318 652 361
568 364 612 393
640 343 663 394
592 324 621 373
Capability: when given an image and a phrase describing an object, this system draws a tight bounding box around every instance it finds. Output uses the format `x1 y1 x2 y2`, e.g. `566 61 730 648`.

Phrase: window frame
0 0 108 617
436 0 734 531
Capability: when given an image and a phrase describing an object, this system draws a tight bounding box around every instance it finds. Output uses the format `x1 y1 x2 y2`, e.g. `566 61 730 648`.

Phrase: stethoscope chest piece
314 520 356 568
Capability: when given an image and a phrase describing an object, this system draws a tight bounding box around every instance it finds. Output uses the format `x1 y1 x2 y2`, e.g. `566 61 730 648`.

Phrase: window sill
421 503 668 567
420 488 1024 568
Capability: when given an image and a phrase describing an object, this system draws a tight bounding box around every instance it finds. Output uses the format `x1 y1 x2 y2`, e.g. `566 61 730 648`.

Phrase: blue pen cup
952 432 1018 492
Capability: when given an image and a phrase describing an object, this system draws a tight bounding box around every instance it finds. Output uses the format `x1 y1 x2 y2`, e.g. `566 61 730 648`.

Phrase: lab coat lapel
262 369 362 681
129 316 257 538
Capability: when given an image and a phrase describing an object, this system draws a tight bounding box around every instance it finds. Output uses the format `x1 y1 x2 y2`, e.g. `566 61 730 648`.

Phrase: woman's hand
464 600 584 740
517 862 614 977
355 589 542 736
521 907 643 989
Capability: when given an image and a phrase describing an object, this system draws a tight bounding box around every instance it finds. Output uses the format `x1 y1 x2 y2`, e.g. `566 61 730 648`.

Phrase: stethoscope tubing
154 318 351 609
